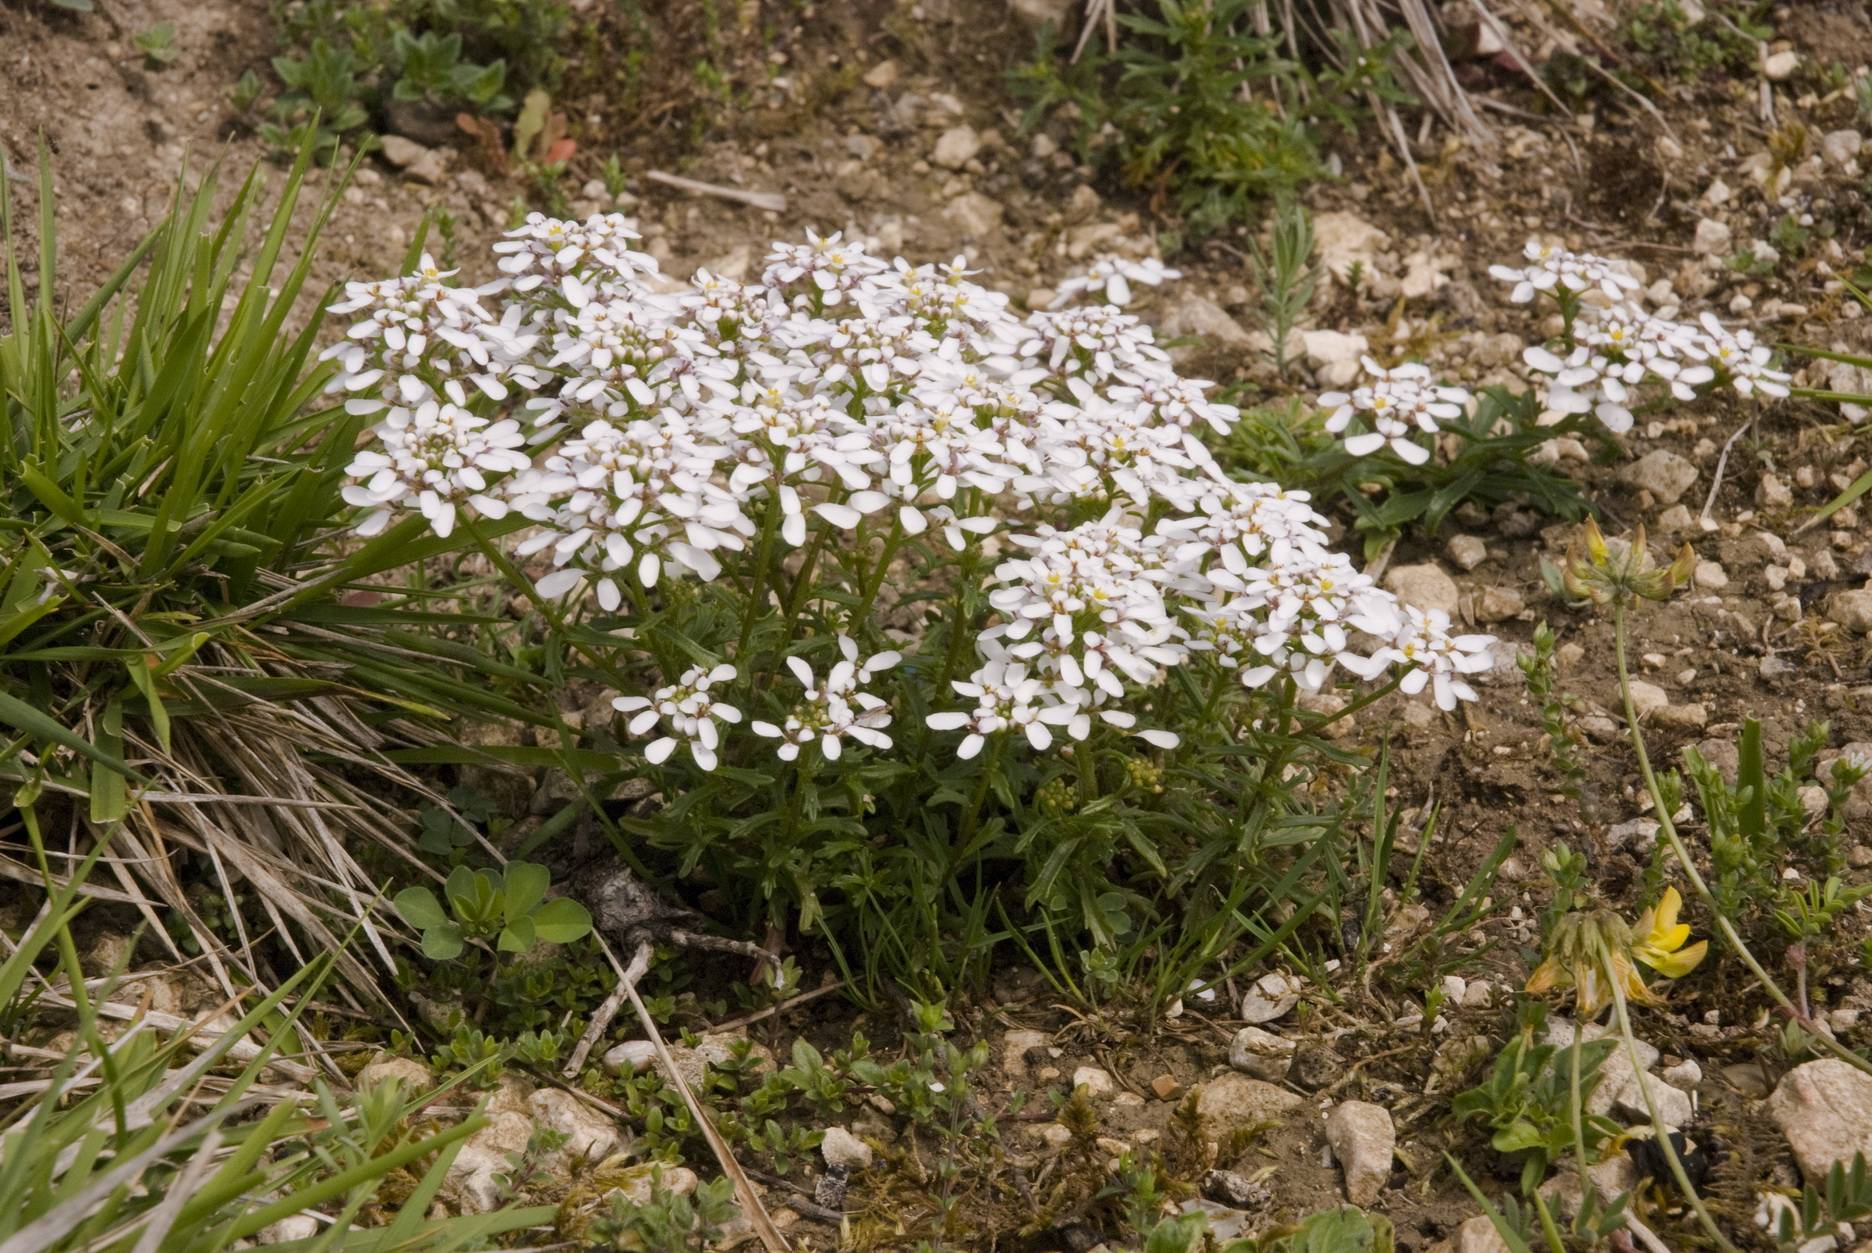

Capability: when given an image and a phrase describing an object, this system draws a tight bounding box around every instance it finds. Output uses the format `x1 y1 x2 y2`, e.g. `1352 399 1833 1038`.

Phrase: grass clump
0 143 550 1003
1010 0 1409 242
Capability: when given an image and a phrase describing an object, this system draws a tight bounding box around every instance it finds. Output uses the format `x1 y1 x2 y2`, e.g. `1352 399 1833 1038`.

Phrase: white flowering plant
1225 239 1795 559
328 217 1493 990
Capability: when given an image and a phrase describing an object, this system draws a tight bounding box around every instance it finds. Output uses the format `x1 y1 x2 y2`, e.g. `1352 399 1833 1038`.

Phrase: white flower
1696 312 1791 398
926 658 1076 759
1522 344 1642 434
1049 254 1182 309
1489 240 1641 305
1358 605 1494 710
1317 357 1470 465
751 636 898 762
341 400 529 537
613 663 742 770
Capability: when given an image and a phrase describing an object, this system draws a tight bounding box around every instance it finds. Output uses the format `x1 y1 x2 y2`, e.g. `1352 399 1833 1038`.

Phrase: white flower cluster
1049 254 1182 309
326 216 1493 769
1494 240 1789 433
1318 358 1471 465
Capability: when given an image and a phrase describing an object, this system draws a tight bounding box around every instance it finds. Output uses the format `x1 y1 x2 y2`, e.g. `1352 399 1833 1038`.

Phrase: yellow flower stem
1602 936 1738 1253
1612 599 1872 1079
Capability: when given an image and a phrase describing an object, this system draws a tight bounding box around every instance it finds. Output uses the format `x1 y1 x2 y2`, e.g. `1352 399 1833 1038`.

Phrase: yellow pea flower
1631 886 1709 980
1525 889 1706 1019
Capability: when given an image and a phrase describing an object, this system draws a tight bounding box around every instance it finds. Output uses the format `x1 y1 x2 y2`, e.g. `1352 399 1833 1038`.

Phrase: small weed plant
1010 0 1409 241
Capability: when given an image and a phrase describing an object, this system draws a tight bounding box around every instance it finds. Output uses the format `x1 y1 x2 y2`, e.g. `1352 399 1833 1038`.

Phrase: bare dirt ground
7 0 1872 1247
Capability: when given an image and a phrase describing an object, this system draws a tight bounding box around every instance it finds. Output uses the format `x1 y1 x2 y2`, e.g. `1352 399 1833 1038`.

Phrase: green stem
851 515 906 631
1604 942 1739 1253
1612 598 1872 1078
953 736 1004 869
737 483 783 661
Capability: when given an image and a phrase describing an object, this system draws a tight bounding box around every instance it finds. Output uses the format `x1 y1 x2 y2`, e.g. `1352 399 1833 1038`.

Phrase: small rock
1384 563 1460 615
1456 1214 1514 1253
1821 129 1863 167
821 1125 874 1170
1301 329 1370 388
1313 211 1390 284
933 125 982 170
1475 585 1525 623
257 1216 320 1244
1003 1028 1051 1078
1229 1026 1296 1081
1622 449 1699 504
1694 560 1728 590
1239 971 1304 1024
1654 700 1708 731
1693 217 1732 255
1151 1074 1184 1101
356 1053 434 1093
1628 679 1669 718
1159 293 1252 349
666 1031 775 1089
1757 473 1794 509
1201 1168 1272 1209
1324 1101 1395 1206
377 135 447 186
1289 1042 1343 1092
1722 1061 1772 1099
1607 817 1660 849
1763 49 1799 80
862 60 900 89
1195 1075 1305 1135
1446 534 1487 571
603 1039 658 1074
1769 1059 1872 1180
1825 588 1872 633
1661 1059 1703 1089
447 1110 533 1213
1007 0 1077 28
944 192 1003 239
606 1163 699 1206
1073 1065 1116 1098
528 1089 626 1162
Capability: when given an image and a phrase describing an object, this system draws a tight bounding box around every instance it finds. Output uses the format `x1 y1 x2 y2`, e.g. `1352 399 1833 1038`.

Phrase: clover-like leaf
393 885 448 931
421 921 465 961
502 861 549 924
497 915 536 954
531 896 593 945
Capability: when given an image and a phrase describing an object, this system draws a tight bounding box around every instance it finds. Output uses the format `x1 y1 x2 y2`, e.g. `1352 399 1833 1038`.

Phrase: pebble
1201 1168 1272 1209
1073 1065 1116 1098
1756 473 1794 509
933 125 982 170
377 134 447 186
1622 449 1700 504
528 1088 626 1162
1475 585 1524 623
1151 1074 1184 1101
943 192 1003 238
1693 560 1728 590
356 1053 434 1093
1324 1101 1395 1206
1446 534 1487 571
602 1039 657 1074
821 1125 874 1170
1456 1215 1514 1253
1159 293 1253 350
1239 971 1304 1024
862 60 900 89
1825 588 1872 633
1769 1060 1872 1180
1383 563 1460 616
1002 1029 1051 1078
1301 329 1371 387
1821 129 1863 167
1763 49 1799 80
1194 1075 1305 1136
1693 217 1733 256
1229 1025 1297 1081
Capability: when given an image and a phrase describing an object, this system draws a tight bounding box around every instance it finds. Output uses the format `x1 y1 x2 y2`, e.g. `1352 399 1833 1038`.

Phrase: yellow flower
1525 890 1706 1019
1631 886 1709 980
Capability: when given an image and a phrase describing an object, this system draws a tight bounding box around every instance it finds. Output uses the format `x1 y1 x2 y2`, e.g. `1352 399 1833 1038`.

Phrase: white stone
1313 211 1390 283
1324 1101 1395 1206
1446 535 1487 571
1621 449 1699 504
378 135 446 186
1159 293 1251 349
1763 49 1798 80
1693 217 1732 256
1228 1026 1296 1081
1073 1065 1117 1098
356 1053 434 1094
1822 130 1863 167
933 125 982 170
821 1125 874 1170
944 192 1003 239
1769 1059 1872 1180
1195 1075 1304 1135
1301 329 1371 387
1238 971 1303 1024
603 1039 658 1074
528 1088 626 1162
447 1109 533 1213
257 1216 320 1244
1383 563 1460 616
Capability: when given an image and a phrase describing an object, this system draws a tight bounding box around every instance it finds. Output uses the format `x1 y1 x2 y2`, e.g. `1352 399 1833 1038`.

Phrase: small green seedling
395 861 591 960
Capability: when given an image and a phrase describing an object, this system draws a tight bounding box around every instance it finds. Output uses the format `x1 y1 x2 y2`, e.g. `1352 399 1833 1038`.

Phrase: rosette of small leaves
394 861 593 959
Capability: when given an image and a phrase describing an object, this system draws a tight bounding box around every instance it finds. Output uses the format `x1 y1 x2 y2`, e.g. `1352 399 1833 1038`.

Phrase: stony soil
6 0 1872 1249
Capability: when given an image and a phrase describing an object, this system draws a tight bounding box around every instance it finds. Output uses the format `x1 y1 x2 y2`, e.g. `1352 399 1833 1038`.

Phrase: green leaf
502 861 549 923
531 896 592 945
421 922 465 961
497 915 536 953
511 88 550 161
394 886 449 930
